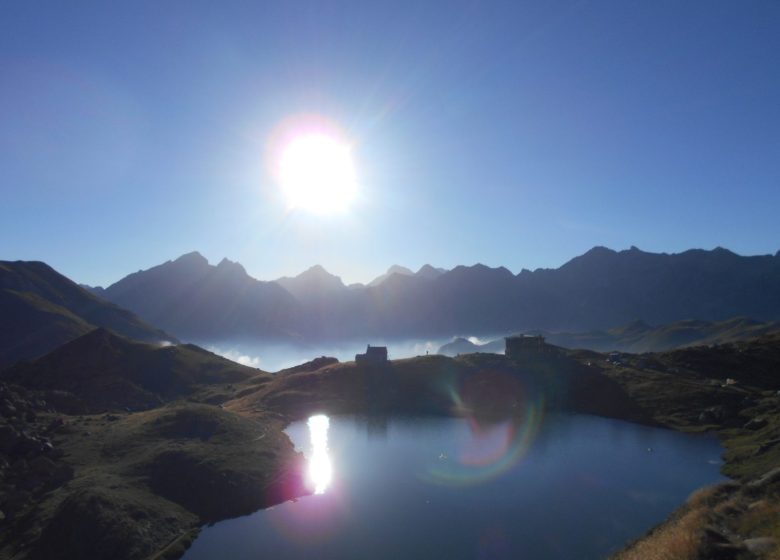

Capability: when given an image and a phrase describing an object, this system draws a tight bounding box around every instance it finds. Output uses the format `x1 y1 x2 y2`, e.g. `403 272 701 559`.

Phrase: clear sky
1 1 779 287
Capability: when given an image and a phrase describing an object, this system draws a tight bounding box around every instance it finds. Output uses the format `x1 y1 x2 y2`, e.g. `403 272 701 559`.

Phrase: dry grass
611 486 721 560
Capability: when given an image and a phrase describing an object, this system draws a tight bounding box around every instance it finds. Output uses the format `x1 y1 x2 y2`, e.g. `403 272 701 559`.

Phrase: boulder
29 456 57 477
748 466 780 488
744 417 768 431
0 425 19 454
743 537 777 554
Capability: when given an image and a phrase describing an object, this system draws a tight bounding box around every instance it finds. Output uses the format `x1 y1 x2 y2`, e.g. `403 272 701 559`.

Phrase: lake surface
183 414 724 560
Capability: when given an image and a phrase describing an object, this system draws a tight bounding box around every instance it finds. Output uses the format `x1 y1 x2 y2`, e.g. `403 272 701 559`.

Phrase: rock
0 400 17 418
29 456 57 476
754 439 780 456
49 447 65 459
1 488 31 515
703 527 732 545
12 458 29 473
699 528 745 560
744 417 768 431
46 417 65 432
19 475 44 491
749 466 780 488
699 410 718 423
743 537 777 554
0 425 20 453
15 434 43 457
50 464 74 486
698 406 728 424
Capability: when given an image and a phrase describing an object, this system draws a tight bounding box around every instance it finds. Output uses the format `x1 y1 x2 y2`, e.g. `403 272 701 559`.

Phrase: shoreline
2 340 779 559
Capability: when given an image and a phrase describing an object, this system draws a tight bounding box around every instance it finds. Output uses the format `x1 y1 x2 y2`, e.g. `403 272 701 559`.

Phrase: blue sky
1 1 779 286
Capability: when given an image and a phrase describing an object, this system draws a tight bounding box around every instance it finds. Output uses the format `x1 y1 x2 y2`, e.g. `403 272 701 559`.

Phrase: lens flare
425 369 545 486
307 414 332 495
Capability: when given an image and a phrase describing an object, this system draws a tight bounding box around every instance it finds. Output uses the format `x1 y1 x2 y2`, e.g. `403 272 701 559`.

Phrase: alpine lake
183 412 724 560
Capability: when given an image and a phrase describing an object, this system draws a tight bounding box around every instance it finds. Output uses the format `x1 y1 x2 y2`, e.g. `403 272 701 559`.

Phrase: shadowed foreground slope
0 331 303 560
2 328 262 413
3 333 780 559
0 261 175 369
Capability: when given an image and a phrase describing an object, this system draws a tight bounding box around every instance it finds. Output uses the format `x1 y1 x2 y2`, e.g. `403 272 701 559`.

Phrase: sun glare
307 414 332 495
278 133 358 215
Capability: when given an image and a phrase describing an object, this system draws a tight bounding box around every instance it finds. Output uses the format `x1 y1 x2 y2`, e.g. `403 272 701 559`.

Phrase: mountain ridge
100 252 300 341
0 260 175 368
84 245 780 342
1 327 265 412
437 316 780 356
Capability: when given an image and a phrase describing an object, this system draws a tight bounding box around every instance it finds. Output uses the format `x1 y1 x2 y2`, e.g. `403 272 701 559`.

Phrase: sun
277 131 358 215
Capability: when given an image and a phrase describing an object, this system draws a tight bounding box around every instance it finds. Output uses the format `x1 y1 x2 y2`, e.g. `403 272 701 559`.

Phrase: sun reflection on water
307 415 332 495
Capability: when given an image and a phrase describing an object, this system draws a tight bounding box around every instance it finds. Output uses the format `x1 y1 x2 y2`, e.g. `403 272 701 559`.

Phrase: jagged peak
387 264 413 276
584 246 617 256
216 258 247 276
174 251 209 266
368 265 413 287
302 264 335 277
416 264 445 280
466 263 511 273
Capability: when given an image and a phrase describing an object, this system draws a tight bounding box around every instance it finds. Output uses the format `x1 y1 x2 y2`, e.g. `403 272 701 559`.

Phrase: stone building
355 345 388 364
504 335 557 360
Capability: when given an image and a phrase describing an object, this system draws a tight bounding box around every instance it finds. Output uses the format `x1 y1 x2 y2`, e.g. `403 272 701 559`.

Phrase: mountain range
82 246 780 344
0 260 174 368
438 317 780 356
92 252 300 341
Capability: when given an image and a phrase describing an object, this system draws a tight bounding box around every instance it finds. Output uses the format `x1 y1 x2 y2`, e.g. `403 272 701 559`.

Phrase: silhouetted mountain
515 246 780 331
101 252 299 341
437 317 780 356
368 264 447 286
275 265 348 303
368 264 414 287
438 337 505 356
97 246 780 343
79 284 106 298
416 264 447 280
0 260 174 368
1 328 265 412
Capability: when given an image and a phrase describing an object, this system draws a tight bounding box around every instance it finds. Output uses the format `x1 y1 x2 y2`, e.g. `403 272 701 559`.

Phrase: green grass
5 333 780 560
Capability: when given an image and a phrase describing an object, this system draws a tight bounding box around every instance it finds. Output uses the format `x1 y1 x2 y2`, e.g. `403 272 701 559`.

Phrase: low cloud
208 347 262 368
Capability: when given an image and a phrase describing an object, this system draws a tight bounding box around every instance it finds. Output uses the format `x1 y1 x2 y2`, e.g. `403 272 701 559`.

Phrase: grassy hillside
231 350 648 426
2 328 267 412
0 261 175 368
3 330 780 560
581 335 780 559
0 333 297 560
